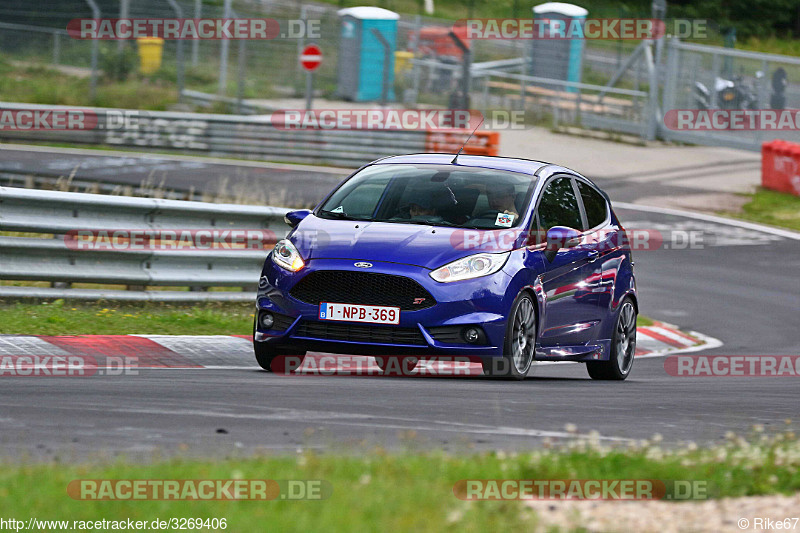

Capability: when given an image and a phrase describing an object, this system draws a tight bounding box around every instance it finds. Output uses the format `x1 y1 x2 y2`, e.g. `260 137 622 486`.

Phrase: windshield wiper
375 219 459 228
319 210 373 222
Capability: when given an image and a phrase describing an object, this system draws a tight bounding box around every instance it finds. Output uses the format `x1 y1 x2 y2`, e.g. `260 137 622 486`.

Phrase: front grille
294 321 427 346
289 270 436 311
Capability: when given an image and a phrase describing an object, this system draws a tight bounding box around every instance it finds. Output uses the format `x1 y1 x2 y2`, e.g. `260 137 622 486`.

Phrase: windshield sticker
495 213 514 227
331 206 344 213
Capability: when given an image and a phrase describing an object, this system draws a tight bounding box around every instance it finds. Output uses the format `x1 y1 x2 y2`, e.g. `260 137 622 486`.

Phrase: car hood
290 215 516 270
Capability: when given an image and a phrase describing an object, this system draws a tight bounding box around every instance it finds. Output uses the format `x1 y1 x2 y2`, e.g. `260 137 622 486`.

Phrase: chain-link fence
2 1 799 151
661 39 800 150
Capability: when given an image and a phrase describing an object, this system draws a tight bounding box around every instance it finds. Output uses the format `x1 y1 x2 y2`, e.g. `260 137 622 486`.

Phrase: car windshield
318 164 536 229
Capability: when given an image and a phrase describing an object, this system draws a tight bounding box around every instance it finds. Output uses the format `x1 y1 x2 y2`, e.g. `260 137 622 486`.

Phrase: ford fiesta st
254 154 637 380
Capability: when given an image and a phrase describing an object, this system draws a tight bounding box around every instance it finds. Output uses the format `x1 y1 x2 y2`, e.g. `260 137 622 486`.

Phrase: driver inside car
487 183 519 222
408 197 446 223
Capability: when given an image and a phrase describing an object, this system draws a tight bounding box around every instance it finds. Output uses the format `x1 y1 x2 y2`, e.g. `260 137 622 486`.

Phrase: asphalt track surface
2 149 799 460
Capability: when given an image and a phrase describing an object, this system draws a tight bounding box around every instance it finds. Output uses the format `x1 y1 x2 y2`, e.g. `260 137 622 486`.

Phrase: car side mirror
545 226 582 251
284 209 312 228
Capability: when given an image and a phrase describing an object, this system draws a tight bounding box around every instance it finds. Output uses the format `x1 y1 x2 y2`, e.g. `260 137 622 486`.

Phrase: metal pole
410 15 421 105
84 0 100 101
53 32 61 65
305 71 314 110
237 37 246 113
118 0 129 52
296 4 308 90
370 28 391 107
166 0 185 102
192 0 201 67
448 31 471 108
218 0 232 95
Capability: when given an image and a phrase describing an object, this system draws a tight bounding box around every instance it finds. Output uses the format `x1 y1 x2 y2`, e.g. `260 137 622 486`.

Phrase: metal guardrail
0 103 432 167
0 186 290 302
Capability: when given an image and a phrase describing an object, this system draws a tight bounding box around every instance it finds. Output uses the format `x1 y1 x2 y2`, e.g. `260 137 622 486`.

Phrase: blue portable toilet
531 2 588 93
337 6 399 102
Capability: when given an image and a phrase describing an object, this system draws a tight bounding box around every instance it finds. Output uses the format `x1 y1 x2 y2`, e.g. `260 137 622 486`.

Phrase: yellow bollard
394 51 414 75
137 37 164 74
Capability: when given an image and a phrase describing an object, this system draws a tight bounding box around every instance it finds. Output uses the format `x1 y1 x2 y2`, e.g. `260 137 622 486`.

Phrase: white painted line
635 330 723 360
615 201 800 240
645 326 697 347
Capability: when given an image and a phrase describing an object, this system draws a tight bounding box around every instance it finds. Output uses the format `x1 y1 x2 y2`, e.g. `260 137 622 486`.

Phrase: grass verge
0 301 656 336
1 428 798 531
723 188 800 232
0 301 254 335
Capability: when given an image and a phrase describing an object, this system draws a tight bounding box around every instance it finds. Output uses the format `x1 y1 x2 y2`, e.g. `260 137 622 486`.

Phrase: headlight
429 252 510 283
271 239 305 272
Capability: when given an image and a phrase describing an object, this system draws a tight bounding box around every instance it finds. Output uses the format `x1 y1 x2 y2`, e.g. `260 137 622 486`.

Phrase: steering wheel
471 209 501 219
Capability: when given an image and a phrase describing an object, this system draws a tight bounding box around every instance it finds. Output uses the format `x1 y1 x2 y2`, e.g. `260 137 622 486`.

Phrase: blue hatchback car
254 154 637 380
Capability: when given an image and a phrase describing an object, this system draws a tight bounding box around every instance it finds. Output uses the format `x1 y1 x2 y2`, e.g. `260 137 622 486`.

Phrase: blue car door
533 176 601 347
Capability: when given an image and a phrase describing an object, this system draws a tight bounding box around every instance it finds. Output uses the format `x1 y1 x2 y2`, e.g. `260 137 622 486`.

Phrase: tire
254 341 279 371
587 297 637 381
482 292 536 380
375 356 418 375
253 317 305 372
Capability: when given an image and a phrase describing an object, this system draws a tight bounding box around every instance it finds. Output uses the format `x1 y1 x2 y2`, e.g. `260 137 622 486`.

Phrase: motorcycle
693 72 763 110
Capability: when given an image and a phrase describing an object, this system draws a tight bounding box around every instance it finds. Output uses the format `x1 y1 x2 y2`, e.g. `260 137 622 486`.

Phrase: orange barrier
425 130 500 157
762 140 800 196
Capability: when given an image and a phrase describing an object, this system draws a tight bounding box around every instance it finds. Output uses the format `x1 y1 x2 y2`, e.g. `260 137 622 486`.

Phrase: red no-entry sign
300 44 322 72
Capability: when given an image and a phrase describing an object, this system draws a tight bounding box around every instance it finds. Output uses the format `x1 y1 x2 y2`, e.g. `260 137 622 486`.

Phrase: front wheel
587 297 636 380
483 292 536 380
253 317 305 372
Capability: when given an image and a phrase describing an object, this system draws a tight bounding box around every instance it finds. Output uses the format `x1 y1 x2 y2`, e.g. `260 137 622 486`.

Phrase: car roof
373 153 550 176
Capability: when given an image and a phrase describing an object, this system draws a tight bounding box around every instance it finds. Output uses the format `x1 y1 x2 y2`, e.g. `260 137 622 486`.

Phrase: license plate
319 302 400 325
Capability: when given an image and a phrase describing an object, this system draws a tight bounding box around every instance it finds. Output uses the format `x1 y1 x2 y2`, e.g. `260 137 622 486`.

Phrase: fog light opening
463 327 481 344
259 311 275 330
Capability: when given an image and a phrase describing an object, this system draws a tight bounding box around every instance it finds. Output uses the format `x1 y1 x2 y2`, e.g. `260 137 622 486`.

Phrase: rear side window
537 177 583 231
577 181 608 229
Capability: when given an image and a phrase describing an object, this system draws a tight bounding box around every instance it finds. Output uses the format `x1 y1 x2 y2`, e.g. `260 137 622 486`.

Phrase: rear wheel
587 298 636 380
483 292 536 380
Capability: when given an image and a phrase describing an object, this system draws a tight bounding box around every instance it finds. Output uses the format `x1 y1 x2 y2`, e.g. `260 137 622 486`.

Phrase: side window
536 177 583 231
577 181 608 229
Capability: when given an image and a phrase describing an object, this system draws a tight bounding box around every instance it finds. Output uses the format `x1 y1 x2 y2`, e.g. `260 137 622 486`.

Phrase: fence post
370 28 392 107
192 0 201 67
660 37 680 142
408 15 421 106
644 43 659 141
52 32 61 66
448 31 471 109
218 0 232 95
84 0 100 101
166 0 185 102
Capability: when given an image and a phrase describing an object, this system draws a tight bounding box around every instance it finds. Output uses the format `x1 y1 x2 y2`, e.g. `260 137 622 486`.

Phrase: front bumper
255 258 513 357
